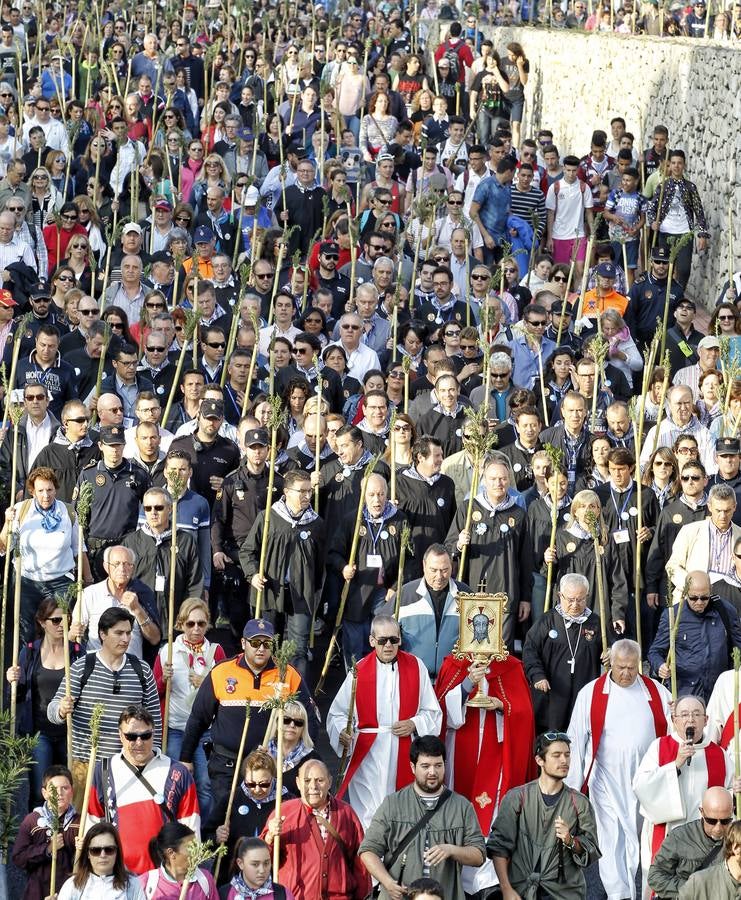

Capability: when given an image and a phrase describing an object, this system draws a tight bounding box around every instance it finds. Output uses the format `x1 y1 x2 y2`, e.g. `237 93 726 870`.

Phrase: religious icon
453 589 509 708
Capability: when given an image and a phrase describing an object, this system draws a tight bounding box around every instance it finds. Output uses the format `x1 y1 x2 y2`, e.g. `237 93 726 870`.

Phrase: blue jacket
648 597 741 701
386 577 469 677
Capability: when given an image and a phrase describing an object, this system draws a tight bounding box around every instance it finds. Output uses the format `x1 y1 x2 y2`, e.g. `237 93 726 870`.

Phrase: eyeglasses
491 372 509 379
25 393 46 401
46 616 66 625
447 199 463 206
56 274 74 281
185 620 208 628
292 347 310 355
61 214 77 221
433 255 449 262
681 474 702 481
718 315 736 321
552 275 568 282
143 504 166 512
123 729 154 743
108 321 124 329
703 815 733 826
471 274 488 280
65 416 89 424
206 341 226 349
89 845 118 857
393 423 411 432
6 206 23 212
117 359 137 367
175 216 191 223
254 272 272 279
147 346 166 353
528 320 547 327
375 635 401 646
676 447 697 454
146 302 165 309
687 595 711 602
36 105 49 111
283 716 305 727
246 638 273 649
246 779 272 789
341 324 360 330
542 731 570 742
444 331 461 338
503 267 517 274
654 460 674 467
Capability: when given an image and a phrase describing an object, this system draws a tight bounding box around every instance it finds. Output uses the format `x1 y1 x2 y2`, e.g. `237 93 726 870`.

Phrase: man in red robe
435 651 536 896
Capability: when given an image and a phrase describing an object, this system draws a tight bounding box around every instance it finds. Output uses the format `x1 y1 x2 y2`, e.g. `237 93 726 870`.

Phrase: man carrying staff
327 614 441 829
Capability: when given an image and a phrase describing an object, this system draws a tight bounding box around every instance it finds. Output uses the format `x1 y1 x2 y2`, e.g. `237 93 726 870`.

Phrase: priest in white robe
327 613 442 828
566 639 671 900
707 667 740 746
633 694 740 898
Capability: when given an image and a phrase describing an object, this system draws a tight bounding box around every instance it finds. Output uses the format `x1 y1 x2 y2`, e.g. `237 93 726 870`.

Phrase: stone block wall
443 25 741 305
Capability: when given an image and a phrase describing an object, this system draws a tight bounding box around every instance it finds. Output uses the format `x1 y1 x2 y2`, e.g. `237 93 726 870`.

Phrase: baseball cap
651 246 670 263
0 289 16 307
237 128 254 141
99 425 126 445
676 298 696 311
29 282 51 300
550 301 573 316
596 262 616 279
149 250 173 265
286 143 307 159
698 335 721 350
122 222 142 235
243 618 275 639
201 398 224 418
244 427 269 447
154 198 172 210
194 225 214 244
716 437 740 456
320 240 340 255
244 186 260 205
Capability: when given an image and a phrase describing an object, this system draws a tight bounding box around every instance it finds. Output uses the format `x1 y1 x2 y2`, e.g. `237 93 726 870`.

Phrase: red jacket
434 38 474 84
262 796 370 900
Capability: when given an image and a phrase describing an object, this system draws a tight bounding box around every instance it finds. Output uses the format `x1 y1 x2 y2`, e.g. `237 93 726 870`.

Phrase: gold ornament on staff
457 405 498 582
452 588 509 708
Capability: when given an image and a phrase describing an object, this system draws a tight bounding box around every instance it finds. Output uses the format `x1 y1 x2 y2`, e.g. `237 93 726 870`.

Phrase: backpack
441 42 460 81
79 651 148 698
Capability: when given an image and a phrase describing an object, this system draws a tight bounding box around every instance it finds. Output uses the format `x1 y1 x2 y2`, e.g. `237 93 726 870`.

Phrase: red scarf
337 650 420 799
582 673 667 792
435 654 536 832
651 735 726 859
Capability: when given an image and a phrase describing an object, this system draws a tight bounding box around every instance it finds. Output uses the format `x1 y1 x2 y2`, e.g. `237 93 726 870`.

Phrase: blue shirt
472 175 511 242
510 333 556 390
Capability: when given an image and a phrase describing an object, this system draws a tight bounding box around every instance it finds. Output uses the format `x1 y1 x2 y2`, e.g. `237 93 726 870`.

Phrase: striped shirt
509 184 546 239
48 651 162 760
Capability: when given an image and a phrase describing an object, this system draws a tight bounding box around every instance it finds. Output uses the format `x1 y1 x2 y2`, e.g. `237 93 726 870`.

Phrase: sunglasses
65 416 89 424
654 460 674 467
147 346 165 352
206 341 226 349
528 320 547 327
144 504 166 512
57 274 74 281
341 324 361 331
283 716 305 727
89 845 117 857
393 423 411 431
433 255 449 262
146 303 165 309
687 595 711 602
680 474 702 481
25 393 47 401
471 273 488 280
703 815 733 826
542 731 570 742
491 372 509 379
552 275 568 282
246 638 273 649
122 730 153 742
444 331 460 337
108 321 124 329
185 620 208 628
46 616 66 625
246 780 272 789
375 635 401 646
6 206 23 212
447 199 463 206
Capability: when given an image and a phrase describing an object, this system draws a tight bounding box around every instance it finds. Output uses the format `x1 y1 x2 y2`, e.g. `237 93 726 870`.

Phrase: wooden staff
317 457 377 693
213 702 252 882
734 647 741 819
272 705 285 879
660 234 692 359
334 660 358 793
667 596 676 702
543 446 565 613
267 242 287 328
586 511 609 668
162 310 199 428
402 355 411 415
313 366 323 512
651 354 671 456
47 782 60 898
75 704 104 864
254 400 283 619
162 490 181 750
457 455 481 583
0 398 21 716
1 313 27 430
574 223 599 330
651 165 668 250
393 523 412 621
241 313 261 418
389 412 397 504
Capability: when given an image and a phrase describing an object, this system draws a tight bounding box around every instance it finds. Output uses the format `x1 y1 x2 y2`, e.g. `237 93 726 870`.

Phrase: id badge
155 574 166 591
678 340 693 358
612 529 630 545
366 554 383 568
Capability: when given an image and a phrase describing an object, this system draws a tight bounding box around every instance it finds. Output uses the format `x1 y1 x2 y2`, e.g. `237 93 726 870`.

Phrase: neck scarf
475 488 516 515
364 501 398 526
681 492 707 512
240 778 278 805
268 737 311 771
272 498 318 527
35 499 62 532
555 602 592 626
228 873 274 899
566 521 591 540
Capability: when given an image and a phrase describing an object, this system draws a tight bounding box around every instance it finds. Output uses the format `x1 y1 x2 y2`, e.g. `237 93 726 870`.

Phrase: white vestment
565 675 671 900
633 731 733 898
443 679 502 894
326 654 442 828
707 668 738 742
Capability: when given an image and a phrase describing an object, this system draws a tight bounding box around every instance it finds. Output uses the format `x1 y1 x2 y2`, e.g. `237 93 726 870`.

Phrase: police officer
624 245 684 351
77 424 151 581
169 398 240 508
711 437 741 524
211 423 283 633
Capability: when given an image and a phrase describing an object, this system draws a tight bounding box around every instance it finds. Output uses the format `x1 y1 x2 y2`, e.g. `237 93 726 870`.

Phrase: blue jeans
167 727 212 823
31 730 67 806
531 572 547 622
21 575 75 645
342 619 371 669
344 114 360 143
286 613 310 678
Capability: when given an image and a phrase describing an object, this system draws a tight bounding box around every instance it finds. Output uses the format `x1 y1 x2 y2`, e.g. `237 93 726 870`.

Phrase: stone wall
440 25 741 305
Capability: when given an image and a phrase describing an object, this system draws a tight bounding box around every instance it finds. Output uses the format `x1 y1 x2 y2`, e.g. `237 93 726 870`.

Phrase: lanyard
364 515 385 554
610 484 633 522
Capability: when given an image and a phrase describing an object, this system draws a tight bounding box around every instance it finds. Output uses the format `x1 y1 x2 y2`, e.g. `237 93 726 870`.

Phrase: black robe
526 497 570 569
522 608 604 732
274 183 326 257
239 506 326 616
595 481 659 597
318 456 391 525
394 469 457 579
501 441 542 491
644 497 707 597
416 404 470 458
327 506 408 622
445 498 533 648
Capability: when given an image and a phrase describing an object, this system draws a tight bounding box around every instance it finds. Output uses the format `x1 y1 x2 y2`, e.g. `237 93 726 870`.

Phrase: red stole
337 650 420 799
582 674 667 792
435 654 536 832
650 735 726 860
720 707 741 750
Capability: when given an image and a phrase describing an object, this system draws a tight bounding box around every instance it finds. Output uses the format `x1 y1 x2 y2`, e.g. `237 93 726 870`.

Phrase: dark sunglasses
471 273 488 280
122 730 154 742
283 716 305 727
206 341 226 349
89 845 117 857
552 275 568 282
246 780 272 789
680 474 702 482
687 595 711 602
147 346 166 352
185 620 208 628
65 416 89 424
79 309 98 316
143 504 166 512
703 815 733 825
46 616 67 625
375 635 401 646
246 638 273 649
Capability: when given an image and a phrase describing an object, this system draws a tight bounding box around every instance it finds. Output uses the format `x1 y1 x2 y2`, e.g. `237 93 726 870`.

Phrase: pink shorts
552 237 587 265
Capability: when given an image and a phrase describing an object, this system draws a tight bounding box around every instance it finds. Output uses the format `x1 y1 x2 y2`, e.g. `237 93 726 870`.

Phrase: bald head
701 787 733 840
365 472 389 516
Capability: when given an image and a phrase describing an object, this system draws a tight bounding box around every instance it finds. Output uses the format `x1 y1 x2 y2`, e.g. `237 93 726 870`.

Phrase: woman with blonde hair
265 699 321 795
73 193 106 263
153 597 225 822
29 166 61 229
189 153 231 215
542 489 627 631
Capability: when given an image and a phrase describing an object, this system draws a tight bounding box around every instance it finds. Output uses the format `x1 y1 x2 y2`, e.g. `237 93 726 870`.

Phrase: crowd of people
0 2 737 900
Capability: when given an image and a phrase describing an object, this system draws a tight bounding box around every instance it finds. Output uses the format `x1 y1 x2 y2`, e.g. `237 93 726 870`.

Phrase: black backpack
78 652 148 698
